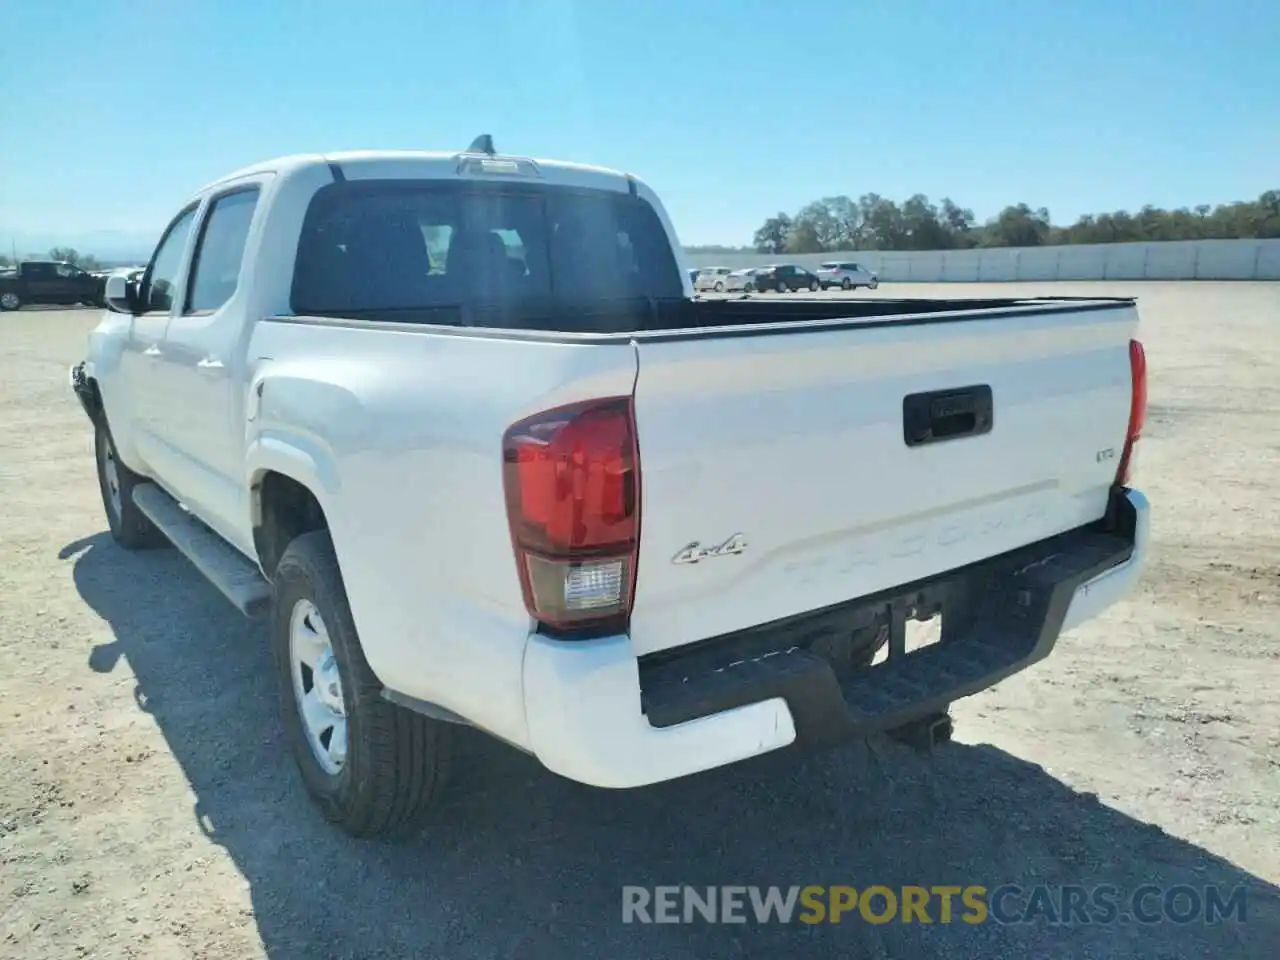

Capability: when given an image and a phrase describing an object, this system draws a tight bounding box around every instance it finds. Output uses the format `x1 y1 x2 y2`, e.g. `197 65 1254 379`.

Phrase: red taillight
1115 338 1147 487
502 397 640 633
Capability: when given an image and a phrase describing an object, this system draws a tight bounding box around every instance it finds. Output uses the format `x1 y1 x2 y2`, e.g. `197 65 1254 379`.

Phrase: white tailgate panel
627 305 1138 656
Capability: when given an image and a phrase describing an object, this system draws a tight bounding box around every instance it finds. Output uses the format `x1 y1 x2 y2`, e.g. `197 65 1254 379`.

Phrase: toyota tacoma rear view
70 136 1150 838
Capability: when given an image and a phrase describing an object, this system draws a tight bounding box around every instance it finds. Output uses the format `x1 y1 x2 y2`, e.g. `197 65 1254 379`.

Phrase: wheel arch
247 437 340 578
252 468 331 579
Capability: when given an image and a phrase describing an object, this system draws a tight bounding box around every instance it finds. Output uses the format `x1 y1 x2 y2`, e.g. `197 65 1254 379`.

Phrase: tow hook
886 710 954 752
70 362 97 423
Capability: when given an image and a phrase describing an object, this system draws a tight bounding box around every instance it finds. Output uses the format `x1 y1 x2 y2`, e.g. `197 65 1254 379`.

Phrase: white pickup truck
70 137 1150 839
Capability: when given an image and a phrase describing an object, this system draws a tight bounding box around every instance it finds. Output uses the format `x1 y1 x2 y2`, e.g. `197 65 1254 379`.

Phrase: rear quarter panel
245 320 638 748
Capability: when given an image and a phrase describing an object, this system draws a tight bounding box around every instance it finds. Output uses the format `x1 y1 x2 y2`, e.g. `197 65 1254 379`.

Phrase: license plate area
805 586 953 682
871 608 944 666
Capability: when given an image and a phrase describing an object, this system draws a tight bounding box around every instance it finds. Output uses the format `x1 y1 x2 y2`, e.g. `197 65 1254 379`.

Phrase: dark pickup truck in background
0 260 107 311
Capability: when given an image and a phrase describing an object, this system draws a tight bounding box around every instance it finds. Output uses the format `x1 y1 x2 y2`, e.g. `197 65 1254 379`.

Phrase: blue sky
1 0 1276 253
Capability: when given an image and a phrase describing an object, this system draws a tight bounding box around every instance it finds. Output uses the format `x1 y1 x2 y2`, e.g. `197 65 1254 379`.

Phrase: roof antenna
467 134 496 155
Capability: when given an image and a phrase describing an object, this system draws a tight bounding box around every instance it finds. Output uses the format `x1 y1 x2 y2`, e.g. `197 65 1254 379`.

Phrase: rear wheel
776 280 789 293
0 291 21 311
274 530 452 839
94 421 168 549
808 279 819 292
714 281 725 292
869 278 879 290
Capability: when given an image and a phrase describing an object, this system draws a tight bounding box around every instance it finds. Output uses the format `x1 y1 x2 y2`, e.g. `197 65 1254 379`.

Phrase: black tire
808 279 819 292
714 281 725 292
869 279 879 290
744 282 755 293
0 291 21 311
777 280 789 293
841 277 852 290
94 421 168 549
273 530 451 839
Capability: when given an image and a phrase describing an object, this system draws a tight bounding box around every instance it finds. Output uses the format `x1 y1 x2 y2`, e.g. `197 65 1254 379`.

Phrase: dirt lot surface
1 282 1278 959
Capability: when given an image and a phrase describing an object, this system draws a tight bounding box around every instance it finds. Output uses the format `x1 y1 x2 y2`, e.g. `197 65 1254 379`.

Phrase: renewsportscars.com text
621 884 1249 926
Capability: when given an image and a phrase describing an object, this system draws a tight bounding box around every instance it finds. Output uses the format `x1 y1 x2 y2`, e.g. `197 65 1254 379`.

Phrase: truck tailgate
627 302 1139 656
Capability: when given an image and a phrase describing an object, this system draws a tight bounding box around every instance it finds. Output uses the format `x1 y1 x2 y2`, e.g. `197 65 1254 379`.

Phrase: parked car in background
723 267 759 293
0 260 106 310
694 266 734 293
751 263 820 293
817 261 880 290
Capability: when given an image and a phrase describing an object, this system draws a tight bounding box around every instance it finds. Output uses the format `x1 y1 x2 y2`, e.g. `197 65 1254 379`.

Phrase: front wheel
808 279 819 292
274 530 452 840
869 279 879 290
841 278 852 290
776 280 789 293
0 291 21 311
94 421 168 549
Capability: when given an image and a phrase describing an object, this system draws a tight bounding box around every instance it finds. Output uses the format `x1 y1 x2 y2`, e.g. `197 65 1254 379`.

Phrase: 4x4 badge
672 534 748 565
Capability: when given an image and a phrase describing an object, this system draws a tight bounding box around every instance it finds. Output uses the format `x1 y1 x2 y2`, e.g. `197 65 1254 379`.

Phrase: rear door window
291 180 683 326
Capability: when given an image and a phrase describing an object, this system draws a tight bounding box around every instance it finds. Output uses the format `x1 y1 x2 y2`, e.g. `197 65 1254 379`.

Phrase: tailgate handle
903 385 993 447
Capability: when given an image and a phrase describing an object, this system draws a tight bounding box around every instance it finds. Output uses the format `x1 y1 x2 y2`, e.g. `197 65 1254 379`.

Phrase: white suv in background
694 266 733 292
723 267 759 293
817 261 879 290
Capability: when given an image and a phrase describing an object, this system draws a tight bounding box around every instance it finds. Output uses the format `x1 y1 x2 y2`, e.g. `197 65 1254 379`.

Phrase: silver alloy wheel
289 599 348 775
0 292 19 310
100 435 122 521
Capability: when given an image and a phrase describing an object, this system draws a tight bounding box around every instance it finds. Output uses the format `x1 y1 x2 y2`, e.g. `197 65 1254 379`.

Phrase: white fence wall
683 238 1280 282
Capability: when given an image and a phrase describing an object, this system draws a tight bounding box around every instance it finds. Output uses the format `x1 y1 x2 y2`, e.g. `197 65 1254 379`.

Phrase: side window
143 206 198 313
185 188 260 314
55 263 81 278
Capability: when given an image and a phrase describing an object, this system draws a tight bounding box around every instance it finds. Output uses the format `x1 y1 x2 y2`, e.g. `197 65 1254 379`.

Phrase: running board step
132 484 272 617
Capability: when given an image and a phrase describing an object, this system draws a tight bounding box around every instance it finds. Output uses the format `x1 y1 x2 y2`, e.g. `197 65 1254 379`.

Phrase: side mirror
104 273 140 314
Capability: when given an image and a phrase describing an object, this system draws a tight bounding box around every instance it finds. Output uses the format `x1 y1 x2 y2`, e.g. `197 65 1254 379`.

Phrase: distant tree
753 213 793 253
858 193 906 250
784 219 824 253
45 247 102 270
751 189 1279 250
939 198 977 246
793 200 838 251
685 244 752 254
980 204 1051 247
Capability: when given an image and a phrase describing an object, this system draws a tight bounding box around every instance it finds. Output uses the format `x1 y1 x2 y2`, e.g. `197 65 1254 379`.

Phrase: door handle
142 345 161 358
902 385 994 447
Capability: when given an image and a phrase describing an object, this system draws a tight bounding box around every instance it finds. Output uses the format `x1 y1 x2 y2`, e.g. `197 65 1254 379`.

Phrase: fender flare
244 432 341 527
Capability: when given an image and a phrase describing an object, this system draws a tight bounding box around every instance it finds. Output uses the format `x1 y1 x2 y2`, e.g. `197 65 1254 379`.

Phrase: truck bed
289 294 1137 337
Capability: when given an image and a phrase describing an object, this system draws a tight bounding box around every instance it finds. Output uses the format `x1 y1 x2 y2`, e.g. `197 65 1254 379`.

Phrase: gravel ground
1 282 1278 959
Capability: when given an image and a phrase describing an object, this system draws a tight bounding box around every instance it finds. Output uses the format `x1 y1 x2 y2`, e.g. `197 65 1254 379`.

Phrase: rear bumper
522 487 1149 789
